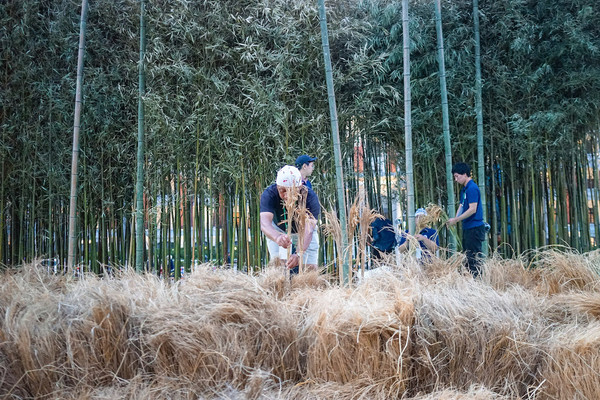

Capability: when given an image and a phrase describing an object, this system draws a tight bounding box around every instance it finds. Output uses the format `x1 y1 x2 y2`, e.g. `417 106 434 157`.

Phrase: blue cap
295 155 317 168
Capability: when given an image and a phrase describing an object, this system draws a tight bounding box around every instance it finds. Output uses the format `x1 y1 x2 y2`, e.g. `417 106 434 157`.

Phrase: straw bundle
533 249 600 295
478 253 540 291
551 291 600 319
538 320 600 399
409 276 546 397
291 188 314 274
283 184 302 263
322 207 344 283
139 267 301 387
291 282 415 395
6 253 600 399
415 203 444 233
0 267 143 398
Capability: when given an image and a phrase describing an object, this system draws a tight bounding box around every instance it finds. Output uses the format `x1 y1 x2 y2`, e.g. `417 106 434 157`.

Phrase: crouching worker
370 217 397 260
260 165 320 273
398 207 438 261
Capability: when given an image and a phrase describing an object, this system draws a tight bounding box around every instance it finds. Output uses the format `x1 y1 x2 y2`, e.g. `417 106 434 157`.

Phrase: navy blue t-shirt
459 180 484 229
370 218 396 252
260 184 320 233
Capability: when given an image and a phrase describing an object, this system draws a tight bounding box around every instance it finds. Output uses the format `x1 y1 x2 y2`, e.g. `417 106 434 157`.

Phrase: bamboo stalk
174 164 181 279
135 0 147 273
318 0 349 283
434 0 455 243
67 0 89 271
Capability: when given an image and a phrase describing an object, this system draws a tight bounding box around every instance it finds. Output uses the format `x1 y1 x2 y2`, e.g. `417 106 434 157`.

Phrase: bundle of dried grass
291 188 315 274
552 291 600 319
0 276 65 398
415 203 444 233
322 207 344 284
479 253 541 291
417 252 465 280
290 281 415 395
538 320 600 399
409 276 546 397
347 195 361 282
325 194 382 284
355 195 383 281
138 267 301 388
283 184 302 274
533 248 600 295
0 267 144 398
6 254 600 399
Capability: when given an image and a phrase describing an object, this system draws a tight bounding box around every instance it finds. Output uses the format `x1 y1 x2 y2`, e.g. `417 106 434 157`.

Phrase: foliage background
1 0 600 270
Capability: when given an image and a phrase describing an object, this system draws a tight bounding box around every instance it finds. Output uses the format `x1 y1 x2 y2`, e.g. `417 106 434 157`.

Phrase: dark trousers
463 225 486 277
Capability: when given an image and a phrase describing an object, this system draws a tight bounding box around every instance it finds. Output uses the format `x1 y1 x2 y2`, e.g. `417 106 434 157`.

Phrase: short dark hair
452 162 471 176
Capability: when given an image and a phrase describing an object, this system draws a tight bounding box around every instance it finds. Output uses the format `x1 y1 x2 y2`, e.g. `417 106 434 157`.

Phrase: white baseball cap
415 208 427 217
276 165 302 187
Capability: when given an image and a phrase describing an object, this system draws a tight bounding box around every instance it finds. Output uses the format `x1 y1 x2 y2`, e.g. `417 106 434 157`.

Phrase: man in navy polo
295 154 317 190
447 162 486 277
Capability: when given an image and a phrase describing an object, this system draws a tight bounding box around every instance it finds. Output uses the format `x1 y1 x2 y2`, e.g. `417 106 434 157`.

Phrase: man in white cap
260 165 320 272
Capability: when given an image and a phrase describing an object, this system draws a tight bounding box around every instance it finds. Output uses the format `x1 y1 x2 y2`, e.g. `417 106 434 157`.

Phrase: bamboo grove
1 0 599 274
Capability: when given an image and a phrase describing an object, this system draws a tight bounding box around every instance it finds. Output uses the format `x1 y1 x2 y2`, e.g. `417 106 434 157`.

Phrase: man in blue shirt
370 217 397 260
295 155 317 190
447 162 486 277
260 165 320 272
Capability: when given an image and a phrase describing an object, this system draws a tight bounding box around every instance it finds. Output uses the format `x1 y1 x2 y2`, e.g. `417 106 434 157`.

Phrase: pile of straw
1 249 600 399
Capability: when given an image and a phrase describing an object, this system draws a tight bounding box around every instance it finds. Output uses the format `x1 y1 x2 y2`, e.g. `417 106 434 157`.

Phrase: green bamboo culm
67 0 89 272
473 0 488 255
317 0 349 284
434 0 456 250
402 0 415 235
135 0 147 272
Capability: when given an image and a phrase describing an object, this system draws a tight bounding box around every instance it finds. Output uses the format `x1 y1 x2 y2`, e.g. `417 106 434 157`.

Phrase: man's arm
447 202 477 226
396 231 408 252
415 233 438 253
260 212 291 248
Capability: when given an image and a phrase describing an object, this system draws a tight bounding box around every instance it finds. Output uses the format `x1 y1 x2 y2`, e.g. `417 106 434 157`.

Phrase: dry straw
538 320 600 399
409 276 547 396
322 206 344 284
324 195 382 284
291 281 415 396
3 250 600 399
348 192 383 281
283 183 301 274
533 248 600 294
291 187 314 274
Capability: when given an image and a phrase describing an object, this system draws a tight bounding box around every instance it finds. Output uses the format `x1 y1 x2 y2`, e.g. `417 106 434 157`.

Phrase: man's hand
275 234 291 248
286 253 300 269
446 217 458 226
